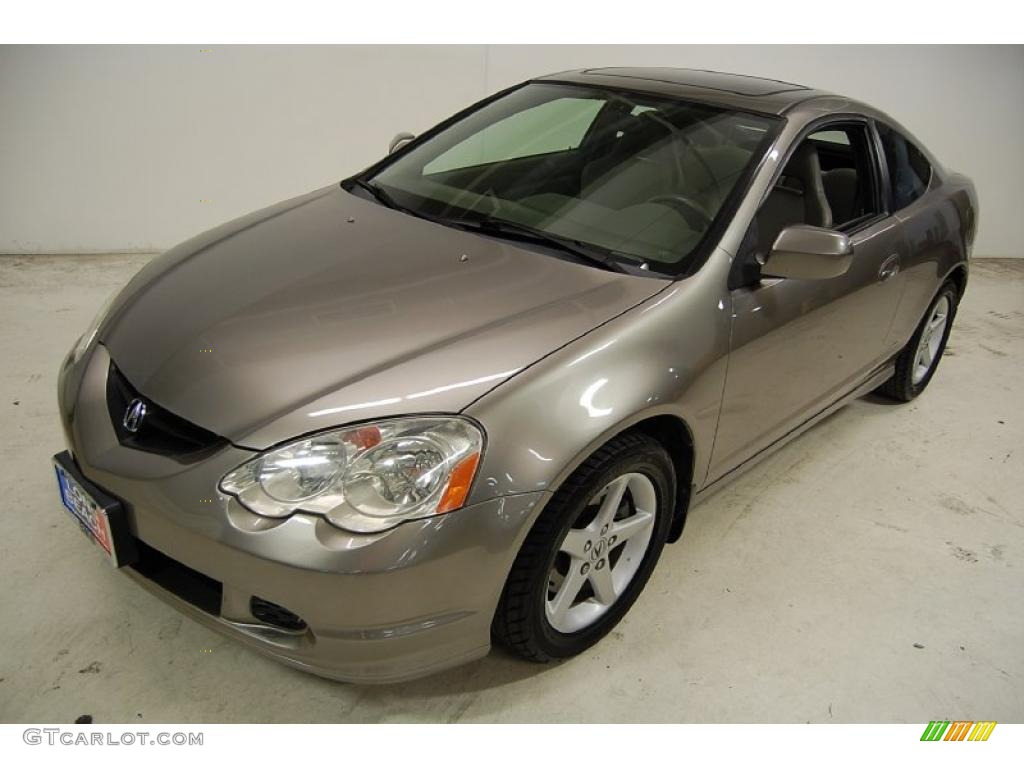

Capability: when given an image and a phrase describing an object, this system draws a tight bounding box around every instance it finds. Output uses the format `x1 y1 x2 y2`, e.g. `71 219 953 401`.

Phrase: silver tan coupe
54 68 977 682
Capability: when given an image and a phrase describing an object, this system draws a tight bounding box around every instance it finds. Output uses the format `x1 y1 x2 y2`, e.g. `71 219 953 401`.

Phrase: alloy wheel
912 294 950 385
545 472 657 634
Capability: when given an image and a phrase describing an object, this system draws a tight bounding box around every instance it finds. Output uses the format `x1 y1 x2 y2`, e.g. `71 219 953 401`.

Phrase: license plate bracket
53 451 137 568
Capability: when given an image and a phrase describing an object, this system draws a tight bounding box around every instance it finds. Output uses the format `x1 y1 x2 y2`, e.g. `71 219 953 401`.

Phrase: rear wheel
877 280 958 402
492 432 674 662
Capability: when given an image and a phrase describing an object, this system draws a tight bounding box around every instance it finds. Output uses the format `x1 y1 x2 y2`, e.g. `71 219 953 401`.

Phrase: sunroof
582 68 810 97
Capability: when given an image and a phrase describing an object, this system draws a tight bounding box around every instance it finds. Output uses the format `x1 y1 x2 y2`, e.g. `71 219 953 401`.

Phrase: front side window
751 122 881 256
363 83 779 273
876 123 932 210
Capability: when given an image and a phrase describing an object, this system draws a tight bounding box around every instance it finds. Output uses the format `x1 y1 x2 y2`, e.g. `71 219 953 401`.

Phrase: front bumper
58 344 546 683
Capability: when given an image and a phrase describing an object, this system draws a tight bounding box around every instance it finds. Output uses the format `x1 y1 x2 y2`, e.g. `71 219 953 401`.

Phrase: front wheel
492 432 674 662
877 280 958 402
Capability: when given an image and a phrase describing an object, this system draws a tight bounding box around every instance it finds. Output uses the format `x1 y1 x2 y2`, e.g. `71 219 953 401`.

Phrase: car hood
101 185 669 449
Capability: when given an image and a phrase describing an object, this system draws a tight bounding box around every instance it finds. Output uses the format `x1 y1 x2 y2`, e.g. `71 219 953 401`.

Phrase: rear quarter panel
886 174 974 348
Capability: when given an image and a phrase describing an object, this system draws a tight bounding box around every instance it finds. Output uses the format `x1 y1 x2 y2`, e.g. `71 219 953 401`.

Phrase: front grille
130 539 223 616
106 361 227 462
250 596 307 632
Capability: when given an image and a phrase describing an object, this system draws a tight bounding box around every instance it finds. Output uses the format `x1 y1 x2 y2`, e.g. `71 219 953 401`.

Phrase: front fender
464 250 733 505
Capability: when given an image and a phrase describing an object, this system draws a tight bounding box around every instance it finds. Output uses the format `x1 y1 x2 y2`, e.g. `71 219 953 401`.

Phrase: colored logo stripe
920 721 996 741
944 722 973 741
969 722 997 741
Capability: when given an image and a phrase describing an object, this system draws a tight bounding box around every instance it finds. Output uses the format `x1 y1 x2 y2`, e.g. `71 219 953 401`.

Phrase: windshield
363 83 779 273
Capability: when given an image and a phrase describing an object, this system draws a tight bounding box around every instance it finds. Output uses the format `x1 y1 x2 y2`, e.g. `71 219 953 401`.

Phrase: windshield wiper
449 216 632 273
347 178 467 231
346 182 638 274
348 178 407 212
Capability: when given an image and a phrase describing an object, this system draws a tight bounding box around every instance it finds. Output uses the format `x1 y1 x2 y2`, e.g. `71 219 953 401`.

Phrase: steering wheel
647 194 714 230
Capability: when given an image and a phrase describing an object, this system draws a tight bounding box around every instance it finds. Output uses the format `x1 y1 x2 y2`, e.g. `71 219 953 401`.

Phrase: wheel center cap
590 538 607 561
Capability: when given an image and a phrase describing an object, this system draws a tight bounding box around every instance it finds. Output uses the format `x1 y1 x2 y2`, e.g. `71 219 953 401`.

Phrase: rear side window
877 123 932 210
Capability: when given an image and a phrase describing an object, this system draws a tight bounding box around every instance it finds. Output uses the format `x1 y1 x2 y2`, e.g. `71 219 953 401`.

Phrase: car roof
534 67 835 115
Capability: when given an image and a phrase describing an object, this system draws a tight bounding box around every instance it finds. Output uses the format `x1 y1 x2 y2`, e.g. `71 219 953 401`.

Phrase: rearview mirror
389 132 416 154
762 225 853 280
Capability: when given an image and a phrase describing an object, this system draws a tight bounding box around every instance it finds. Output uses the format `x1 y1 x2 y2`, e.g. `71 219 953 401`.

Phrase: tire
877 280 959 402
492 431 675 662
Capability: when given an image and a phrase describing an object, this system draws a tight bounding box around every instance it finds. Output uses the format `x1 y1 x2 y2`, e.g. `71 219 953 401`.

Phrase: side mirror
762 225 853 280
388 132 416 154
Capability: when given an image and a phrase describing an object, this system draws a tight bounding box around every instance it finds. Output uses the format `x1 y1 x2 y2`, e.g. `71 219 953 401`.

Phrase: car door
707 119 908 483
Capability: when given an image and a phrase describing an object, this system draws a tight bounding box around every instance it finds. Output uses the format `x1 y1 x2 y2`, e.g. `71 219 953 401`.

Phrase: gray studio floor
0 253 1021 723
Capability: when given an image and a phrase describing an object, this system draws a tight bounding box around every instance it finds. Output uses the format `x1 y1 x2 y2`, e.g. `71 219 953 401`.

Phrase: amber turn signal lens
349 425 382 450
437 452 481 514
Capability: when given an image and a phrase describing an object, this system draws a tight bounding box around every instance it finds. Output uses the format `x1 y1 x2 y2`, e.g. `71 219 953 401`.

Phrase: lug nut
600 524 609 535
596 559 605 570
608 535 617 546
584 541 592 552
581 563 591 575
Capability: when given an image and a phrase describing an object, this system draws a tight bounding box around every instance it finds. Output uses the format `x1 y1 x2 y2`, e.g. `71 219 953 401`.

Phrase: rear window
877 123 932 210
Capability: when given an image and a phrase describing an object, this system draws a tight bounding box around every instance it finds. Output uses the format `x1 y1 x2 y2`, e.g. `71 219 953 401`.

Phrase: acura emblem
123 398 148 433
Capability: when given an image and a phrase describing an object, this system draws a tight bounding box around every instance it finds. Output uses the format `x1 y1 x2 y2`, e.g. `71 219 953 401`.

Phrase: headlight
69 290 118 364
220 416 484 533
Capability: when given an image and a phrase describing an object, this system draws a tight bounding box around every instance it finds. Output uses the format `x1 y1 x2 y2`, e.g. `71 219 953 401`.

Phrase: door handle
878 254 900 283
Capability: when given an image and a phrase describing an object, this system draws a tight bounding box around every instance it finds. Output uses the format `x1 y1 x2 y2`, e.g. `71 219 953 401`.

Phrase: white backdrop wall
1 45 1021 256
